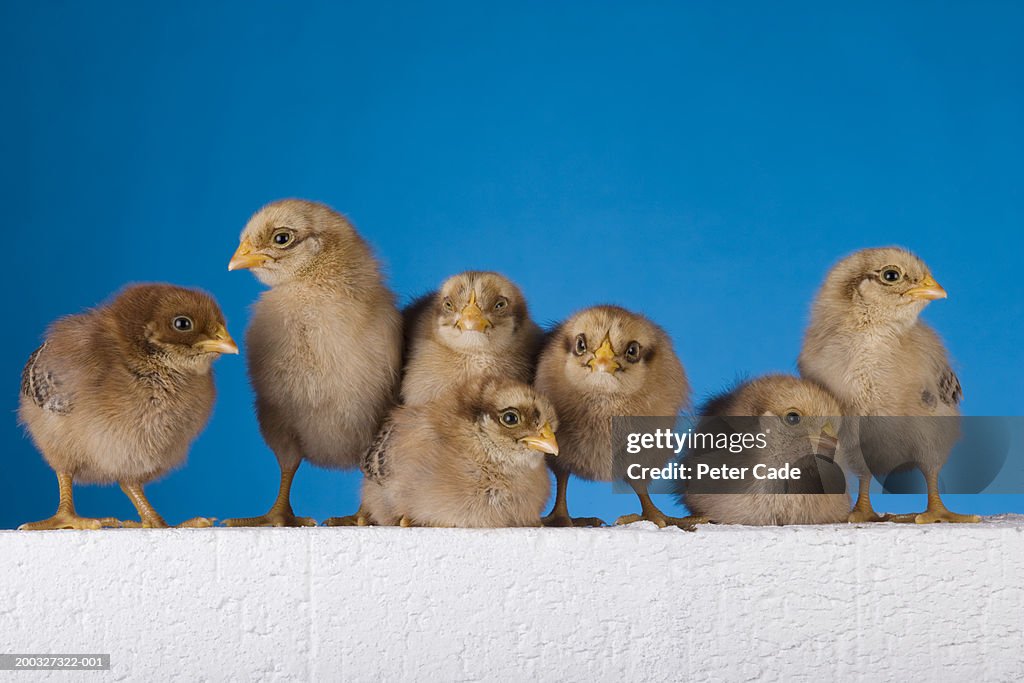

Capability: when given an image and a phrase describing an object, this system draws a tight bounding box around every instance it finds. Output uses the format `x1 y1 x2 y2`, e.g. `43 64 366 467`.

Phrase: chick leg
615 480 699 531
18 472 122 531
541 466 605 527
222 462 316 527
913 470 981 524
323 506 372 527
118 482 214 529
847 476 887 523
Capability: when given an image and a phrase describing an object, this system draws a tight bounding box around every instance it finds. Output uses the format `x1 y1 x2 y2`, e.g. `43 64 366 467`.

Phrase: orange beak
906 274 947 301
456 291 492 332
228 239 270 272
519 422 559 456
588 338 621 374
194 325 239 355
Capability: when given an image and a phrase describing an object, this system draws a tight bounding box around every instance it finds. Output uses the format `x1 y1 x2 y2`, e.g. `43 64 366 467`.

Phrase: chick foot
541 512 606 527
19 514 122 531
615 511 698 531
322 510 371 527
847 508 887 523
222 512 316 527
122 516 215 529
915 509 981 524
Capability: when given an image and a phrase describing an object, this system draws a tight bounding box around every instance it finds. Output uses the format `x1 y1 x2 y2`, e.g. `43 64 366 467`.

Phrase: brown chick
361 378 559 528
399 271 542 406
19 284 238 530
675 375 850 526
798 247 979 524
534 305 691 528
224 199 402 527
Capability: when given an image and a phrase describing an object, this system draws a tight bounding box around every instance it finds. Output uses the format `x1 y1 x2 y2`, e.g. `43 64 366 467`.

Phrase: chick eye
493 297 508 311
784 411 801 426
172 316 194 332
272 229 292 246
500 410 520 427
625 341 641 362
442 297 455 312
881 268 902 283
574 334 587 356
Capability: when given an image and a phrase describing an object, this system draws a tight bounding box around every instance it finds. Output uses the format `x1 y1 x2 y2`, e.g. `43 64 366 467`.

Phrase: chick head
229 199 358 286
555 305 676 396
433 271 530 352
820 247 947 324
112 284 238 371
461 378 560 460
738 375 843 459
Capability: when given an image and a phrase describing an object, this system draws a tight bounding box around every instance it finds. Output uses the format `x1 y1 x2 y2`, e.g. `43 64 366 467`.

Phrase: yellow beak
822 421 838 439
814 421 839 454
194 325 239 355
456 291 492 332
228 239 270 272
519 422 559 456
588 338 621 374
906 274 947 301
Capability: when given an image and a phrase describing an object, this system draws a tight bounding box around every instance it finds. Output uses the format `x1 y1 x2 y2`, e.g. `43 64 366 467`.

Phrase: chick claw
847 509 888 524
18 514 122 531
322 512 371 527
614 512 698 531
222 513 317 528
542 513 606 528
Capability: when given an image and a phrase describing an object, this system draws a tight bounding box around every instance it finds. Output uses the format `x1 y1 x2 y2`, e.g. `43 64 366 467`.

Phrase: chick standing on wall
400 271 542 405
674 374 850 526
224 199 402 527
799 247 979 523
19 285 238 530
361 378 559 527
534 305 691 528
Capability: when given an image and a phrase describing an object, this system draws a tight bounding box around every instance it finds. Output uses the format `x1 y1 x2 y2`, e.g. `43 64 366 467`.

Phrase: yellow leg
847 476 886 523
117 483 214 529
615 479 698 531
19 472 122 531
541 466 605 527
914 471 981 524
222 462 316 527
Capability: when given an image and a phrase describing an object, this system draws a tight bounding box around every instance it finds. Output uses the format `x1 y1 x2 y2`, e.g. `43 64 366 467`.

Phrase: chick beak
195 325 240 355
815 421 839 455
228 239 270 272
588 338 621 374
519 422 559 456
906 275 947 301
456 292 492 332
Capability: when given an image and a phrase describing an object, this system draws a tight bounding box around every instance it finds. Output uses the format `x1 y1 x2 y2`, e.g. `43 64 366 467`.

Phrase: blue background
2 1 1021 529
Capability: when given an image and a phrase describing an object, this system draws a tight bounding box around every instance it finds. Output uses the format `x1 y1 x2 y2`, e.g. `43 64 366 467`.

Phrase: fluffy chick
798 247 979 524
400 271 542 406
675 375 850 526
19 284 238 530
361 378 559 528
224 199 402 527
534 305 691 528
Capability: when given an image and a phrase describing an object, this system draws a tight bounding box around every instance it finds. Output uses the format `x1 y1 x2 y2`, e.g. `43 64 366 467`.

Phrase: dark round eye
493 297 508 311
173 316 194 331
500 410 520 427
272 230 292 246
442 297 455 312
881 268 902 283
784 412 801 426
574 334 587 356
625 341 641 362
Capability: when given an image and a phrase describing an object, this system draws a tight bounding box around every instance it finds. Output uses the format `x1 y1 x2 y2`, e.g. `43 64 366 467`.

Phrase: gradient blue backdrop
2 1 1021 529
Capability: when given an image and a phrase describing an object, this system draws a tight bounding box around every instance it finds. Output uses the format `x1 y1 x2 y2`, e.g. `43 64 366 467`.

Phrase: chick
224 199 402 527
534 305 691 528
798 247 979 524
675 375 850 526
361 378 559 528
400 271 542 406
19 284 238 530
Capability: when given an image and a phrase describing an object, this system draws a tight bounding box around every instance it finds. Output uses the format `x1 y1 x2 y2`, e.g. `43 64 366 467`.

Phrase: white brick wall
2 517 1023 681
